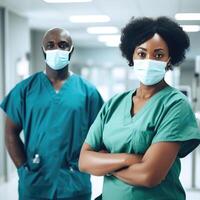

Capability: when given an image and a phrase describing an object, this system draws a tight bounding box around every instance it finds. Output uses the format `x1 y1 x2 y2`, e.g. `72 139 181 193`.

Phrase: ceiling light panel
175 13 200 20
98 35 121 43
180 25 200 32
87 26 119 34
70 15 110 23
43 0 92 3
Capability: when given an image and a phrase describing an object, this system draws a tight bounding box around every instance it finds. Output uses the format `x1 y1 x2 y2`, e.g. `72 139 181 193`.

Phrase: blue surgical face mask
44 46 73 70
133 59 167 86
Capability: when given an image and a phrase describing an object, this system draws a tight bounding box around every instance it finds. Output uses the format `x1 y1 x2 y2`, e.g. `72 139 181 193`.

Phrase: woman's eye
138 52 146 58
155 54 163 59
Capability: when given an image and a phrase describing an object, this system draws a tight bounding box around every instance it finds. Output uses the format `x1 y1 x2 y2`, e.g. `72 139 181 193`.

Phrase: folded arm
112 142 180 188
79 143 142 176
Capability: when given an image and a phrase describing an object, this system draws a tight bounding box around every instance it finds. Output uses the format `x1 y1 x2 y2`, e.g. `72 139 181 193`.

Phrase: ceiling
0 0 200 57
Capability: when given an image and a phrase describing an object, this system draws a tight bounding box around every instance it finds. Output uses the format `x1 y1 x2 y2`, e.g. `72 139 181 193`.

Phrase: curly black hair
120 16 190 67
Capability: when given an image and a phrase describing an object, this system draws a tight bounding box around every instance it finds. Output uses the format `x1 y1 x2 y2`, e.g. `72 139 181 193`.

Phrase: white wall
0 7 6 182
0 7 30 181
30 30 45 73
6 10 30 91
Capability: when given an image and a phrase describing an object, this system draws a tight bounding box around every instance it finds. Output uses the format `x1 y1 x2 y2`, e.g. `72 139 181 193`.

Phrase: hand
124 154 143 167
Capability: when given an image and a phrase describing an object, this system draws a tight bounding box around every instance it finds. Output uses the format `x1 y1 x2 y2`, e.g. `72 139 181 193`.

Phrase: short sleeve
85 102 107 152
88 89 104 127
0 84 23 127
152 99 200 158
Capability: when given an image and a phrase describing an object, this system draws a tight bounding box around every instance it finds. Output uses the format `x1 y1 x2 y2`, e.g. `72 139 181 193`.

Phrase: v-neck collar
40 71 74 96
124 86 172 124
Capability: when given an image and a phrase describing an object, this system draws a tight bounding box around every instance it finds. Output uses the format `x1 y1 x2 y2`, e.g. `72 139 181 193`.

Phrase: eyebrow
46 41 55 45
46 40 69 43
136 47 147 51
59 41 70 45
154 48 165 52
136 47 165 52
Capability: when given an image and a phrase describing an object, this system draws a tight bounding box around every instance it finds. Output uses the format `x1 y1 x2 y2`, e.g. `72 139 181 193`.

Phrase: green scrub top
0 72 104 199
85 86 200 200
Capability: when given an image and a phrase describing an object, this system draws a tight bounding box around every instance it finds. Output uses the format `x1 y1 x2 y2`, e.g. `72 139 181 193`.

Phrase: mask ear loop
68 45 74 61
69 45 74 53
41 46 46 59
166 58 172 71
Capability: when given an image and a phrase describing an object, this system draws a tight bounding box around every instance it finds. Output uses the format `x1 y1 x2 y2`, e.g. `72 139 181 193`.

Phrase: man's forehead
43 28 72 43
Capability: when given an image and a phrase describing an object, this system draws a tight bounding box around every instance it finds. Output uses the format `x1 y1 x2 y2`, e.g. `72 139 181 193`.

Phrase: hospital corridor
0 0 200 199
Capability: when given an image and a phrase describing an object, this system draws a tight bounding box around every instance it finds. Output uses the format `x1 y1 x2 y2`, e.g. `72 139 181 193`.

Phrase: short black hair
120 16 190 66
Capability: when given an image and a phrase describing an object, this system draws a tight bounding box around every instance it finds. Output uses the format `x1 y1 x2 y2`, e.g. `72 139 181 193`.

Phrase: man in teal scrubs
0 28 103 200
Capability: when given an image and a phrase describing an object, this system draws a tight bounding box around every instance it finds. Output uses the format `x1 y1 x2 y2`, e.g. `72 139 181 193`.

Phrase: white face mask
133 59 167 86
44 46 73 70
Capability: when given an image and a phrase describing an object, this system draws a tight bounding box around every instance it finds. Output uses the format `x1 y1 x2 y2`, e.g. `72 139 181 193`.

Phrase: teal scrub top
85 86 200 200
0 72 103 199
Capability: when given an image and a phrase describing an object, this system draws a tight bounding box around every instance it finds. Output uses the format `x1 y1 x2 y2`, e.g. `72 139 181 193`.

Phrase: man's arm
112 142 180 188
5 116 26 168
78 143 142 176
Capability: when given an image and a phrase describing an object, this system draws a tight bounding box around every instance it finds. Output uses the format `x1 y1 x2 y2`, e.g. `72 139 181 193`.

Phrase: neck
45 66 69 82
136 80 168 99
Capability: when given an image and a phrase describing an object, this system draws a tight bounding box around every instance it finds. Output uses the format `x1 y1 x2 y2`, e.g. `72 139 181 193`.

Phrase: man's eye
58 42 69 50
59 44 66 49
46 43 54 49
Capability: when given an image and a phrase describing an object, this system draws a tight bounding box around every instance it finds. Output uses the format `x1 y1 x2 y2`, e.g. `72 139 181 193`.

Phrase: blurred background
0 0 200 199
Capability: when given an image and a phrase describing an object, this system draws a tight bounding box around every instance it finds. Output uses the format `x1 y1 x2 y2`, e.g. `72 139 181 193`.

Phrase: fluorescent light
87 26 118 34
175 13 200 20
69 15 110 23
98 35 120 42
105 41 120 47
180 25 200 32
43 0 92 3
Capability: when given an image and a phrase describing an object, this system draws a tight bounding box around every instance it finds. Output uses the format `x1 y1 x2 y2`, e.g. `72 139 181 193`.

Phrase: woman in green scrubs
0 28 103 200
79 17 200 200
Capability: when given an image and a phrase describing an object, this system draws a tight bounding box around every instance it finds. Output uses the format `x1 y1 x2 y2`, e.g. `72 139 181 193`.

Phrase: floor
0 174 199 200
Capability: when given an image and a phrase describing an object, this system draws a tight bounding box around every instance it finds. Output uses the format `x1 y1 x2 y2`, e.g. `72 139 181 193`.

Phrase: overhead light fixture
43 0 92 3
69 15 110 23
180 25 200 32
105 41 120 47
175 13 200 20
98 35 120 42
87 26 118 34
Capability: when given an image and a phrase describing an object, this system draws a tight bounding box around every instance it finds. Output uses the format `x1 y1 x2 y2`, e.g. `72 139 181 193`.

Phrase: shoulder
101 91 131 115
15 72 42 89
107 91 130 105
71 73 100 94
165 86 188 100
9 72 42 94
159 86 194 118
157 86 190 108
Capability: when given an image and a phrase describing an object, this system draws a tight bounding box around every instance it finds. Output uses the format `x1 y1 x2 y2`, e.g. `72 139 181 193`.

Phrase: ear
166 58 173 71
